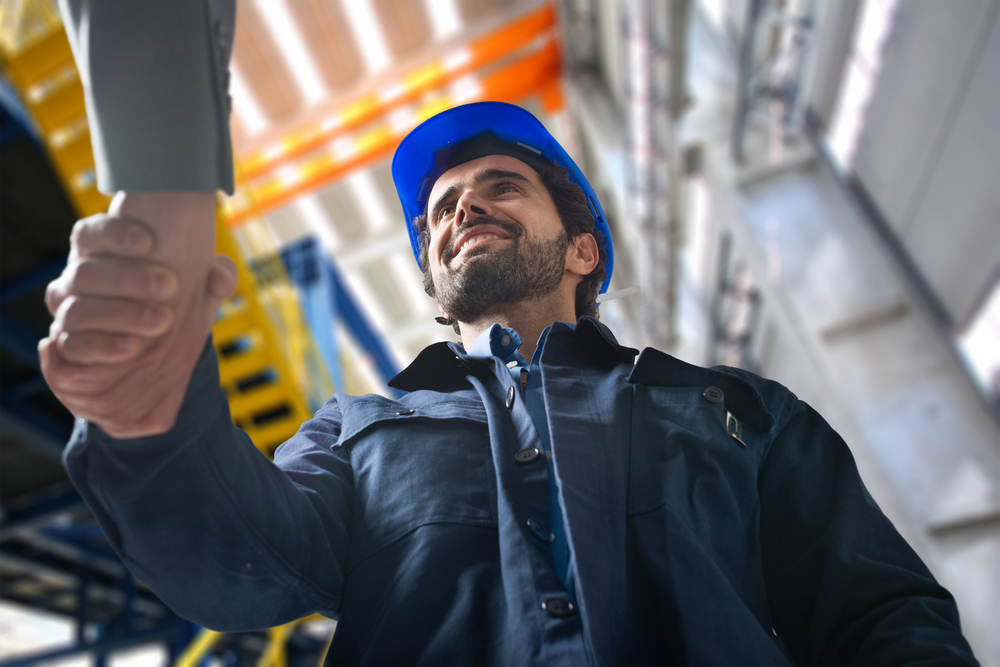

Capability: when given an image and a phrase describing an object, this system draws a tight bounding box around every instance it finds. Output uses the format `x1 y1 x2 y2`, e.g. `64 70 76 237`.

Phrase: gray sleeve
58 0 236 195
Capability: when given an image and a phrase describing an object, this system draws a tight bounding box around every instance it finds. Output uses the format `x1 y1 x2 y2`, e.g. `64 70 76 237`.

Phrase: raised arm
43 0 239 437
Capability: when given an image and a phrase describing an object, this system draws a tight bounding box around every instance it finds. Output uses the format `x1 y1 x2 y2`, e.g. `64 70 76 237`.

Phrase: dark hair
416 163 607 334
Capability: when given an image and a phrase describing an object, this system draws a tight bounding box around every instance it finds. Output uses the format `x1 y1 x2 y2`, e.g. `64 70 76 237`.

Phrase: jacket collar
388 317 638 392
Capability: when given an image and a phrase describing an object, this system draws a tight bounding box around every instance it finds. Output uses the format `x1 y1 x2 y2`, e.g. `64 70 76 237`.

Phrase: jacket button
395 408 415 416
542 597 575 617
526 518 551 543
514 447 540 463
506 386 515 409
703 386 724 403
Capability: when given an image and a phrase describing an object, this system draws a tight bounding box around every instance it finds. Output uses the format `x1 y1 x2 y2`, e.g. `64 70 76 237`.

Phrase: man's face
424 155 570 323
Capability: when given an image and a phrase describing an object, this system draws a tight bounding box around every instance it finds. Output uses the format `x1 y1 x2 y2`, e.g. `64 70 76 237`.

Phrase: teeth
459 234 502 254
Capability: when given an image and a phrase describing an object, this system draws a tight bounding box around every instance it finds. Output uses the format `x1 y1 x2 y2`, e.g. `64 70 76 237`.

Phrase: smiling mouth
456 233 507 257
444 218 521 265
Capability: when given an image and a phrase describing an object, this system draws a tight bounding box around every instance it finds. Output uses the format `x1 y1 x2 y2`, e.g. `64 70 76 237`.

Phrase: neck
458 292 577 361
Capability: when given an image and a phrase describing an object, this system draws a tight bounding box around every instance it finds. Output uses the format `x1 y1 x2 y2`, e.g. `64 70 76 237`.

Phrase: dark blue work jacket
64 318 976 666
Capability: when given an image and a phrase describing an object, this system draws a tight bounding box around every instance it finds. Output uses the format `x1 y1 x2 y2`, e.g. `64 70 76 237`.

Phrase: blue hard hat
391 101 614 294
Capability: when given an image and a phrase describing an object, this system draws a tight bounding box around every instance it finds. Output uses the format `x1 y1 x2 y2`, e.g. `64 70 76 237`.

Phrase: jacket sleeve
757 397 978 665
58 0 236 194
63 341 353 631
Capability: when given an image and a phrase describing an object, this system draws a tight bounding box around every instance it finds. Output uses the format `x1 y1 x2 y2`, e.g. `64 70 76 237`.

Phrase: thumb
207 254 238 300
203 254 238 328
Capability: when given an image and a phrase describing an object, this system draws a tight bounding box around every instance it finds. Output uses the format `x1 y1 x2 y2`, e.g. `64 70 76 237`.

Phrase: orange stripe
226 42 561 226
234 4 555 183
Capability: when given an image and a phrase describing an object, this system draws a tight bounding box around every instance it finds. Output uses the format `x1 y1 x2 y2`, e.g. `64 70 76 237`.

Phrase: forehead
427 154 543 204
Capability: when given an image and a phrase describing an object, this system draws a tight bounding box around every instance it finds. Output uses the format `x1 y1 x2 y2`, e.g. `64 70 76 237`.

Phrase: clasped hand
40 192 237 439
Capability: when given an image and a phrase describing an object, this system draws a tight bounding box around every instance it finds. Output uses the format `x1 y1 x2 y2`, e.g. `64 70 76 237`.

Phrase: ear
565 233 599 277
436 301 450 319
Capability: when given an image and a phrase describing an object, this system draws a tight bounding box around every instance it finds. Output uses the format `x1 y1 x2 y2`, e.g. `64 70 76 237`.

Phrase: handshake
40 192 238 439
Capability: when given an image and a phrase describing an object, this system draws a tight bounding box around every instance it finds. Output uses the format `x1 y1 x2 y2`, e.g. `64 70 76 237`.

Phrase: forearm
64 342 350 630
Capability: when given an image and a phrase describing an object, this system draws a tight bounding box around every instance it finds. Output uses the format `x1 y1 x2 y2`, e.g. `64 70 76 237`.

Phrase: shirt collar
466 323 527 366
388 317 638 393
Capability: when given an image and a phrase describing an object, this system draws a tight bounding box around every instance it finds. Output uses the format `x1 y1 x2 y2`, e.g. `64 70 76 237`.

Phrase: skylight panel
252 0 329 107
340 0 392 74
230 64 269 136
424 0 462 41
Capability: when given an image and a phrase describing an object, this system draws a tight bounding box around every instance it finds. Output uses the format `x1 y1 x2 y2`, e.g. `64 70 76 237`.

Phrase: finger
54 295 174 337
45 274 69 316
56 331 141 364
71 212 154 259
47 257 177 312
207 255 238 300
39 336 129 396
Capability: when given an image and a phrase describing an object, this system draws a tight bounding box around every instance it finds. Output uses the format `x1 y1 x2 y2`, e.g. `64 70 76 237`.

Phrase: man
43 102 977 665
41 4 977 666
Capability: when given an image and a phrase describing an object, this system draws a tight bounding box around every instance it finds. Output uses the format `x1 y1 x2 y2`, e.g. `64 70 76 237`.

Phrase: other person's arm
44 0 238 436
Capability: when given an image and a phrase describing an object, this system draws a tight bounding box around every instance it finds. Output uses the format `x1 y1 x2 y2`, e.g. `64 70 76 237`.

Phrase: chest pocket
336 395 497 564
628 385 764 544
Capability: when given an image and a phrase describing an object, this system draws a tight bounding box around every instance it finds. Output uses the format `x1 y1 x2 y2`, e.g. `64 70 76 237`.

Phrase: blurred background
0 0 997 664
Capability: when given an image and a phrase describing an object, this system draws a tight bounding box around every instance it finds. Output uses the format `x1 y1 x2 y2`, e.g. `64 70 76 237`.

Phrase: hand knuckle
45 281 62 312
64 260 85 286
59 295 82 326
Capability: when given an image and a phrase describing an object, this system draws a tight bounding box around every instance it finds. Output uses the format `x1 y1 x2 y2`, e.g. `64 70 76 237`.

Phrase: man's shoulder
629 346 799 437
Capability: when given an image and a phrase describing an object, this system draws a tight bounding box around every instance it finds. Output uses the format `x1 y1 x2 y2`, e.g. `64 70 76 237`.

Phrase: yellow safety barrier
1 0 329 458
2 2 357 662
173 628 223 667
173 616 336 667
0 0 110 217
212 210 324 457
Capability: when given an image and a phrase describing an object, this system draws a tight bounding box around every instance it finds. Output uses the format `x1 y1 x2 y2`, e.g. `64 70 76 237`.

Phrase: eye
495 183 518 195
437 205 455 222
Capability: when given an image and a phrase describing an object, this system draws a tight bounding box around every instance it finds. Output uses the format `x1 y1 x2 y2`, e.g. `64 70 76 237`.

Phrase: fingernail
150 270 176 298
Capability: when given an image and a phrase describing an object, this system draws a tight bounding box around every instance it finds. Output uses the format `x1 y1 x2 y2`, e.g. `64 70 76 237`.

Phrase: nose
453 190 492 227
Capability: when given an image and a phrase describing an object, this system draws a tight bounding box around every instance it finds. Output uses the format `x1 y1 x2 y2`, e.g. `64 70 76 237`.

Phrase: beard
431 217 569 325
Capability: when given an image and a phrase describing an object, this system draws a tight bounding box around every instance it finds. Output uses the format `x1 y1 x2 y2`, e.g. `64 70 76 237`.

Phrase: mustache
443 217 522 264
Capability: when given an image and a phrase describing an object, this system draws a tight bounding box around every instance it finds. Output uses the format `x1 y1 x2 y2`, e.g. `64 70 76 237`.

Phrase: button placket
470 367 561 632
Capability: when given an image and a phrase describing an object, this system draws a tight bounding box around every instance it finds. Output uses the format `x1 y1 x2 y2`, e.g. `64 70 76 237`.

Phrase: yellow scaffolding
1 2 337 661
0 0 331 458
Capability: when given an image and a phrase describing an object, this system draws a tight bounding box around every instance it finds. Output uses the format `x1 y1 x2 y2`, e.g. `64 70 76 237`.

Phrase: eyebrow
428 168 535 222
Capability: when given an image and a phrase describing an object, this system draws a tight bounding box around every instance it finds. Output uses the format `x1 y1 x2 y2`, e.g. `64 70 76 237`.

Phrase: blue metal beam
278 237 402 397
0 486 83 529
324 254 402 395
0 315 44 369
0 258 66 305
0 76 41 150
